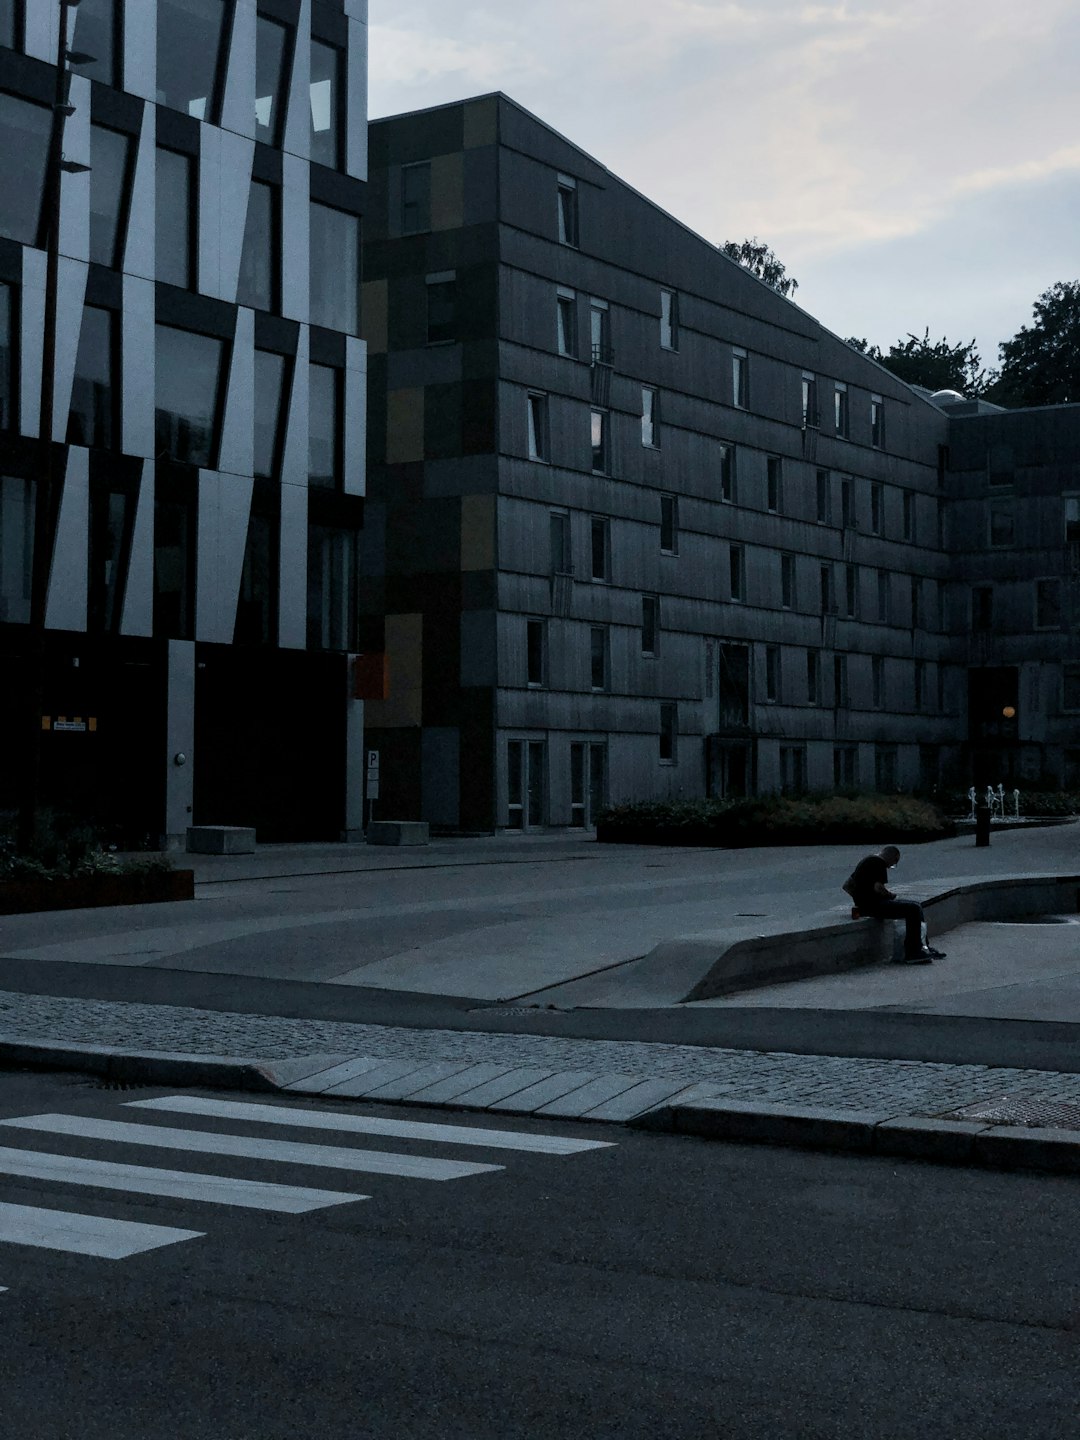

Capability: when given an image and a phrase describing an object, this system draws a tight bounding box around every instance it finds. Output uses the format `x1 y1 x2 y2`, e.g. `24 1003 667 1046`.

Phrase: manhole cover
937 1094 1080 1131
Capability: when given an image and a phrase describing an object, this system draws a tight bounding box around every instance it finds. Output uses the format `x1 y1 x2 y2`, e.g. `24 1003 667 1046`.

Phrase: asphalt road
2 1071 1078 1439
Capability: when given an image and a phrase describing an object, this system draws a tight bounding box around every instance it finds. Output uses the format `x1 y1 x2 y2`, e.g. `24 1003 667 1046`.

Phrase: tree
845 330 991 395
721 237 799 298
988 281 1080 407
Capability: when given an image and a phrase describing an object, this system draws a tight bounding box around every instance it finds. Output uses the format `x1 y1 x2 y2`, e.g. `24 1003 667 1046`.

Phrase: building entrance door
570 741 607 826
507 739 546 829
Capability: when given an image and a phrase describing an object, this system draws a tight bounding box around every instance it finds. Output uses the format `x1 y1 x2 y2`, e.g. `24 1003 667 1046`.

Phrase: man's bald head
880 845 900 865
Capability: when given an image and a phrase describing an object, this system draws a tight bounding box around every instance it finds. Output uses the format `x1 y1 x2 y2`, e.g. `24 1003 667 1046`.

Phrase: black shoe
924 946 947 959
897 950 934 964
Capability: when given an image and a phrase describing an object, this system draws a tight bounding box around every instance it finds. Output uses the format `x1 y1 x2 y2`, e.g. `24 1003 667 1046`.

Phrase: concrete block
449 1067 556 1109
322 1058 434 1098
486 1070 599 1114
187 825 256 855
581 1079 693 1123
366 820 429 846
289 1055 392 1094
973 1125 1080 1175
363 1061 477 1100
534 1074 645 1118
400 1063 519 1105
658 1099 888 1151
874 1116 989 1164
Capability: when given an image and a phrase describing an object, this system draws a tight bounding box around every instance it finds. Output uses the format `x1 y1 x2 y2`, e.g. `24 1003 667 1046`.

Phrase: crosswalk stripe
0 1200 201 1259
125 1096 617 1155
0 1115 504 1182
0 1145 366 1214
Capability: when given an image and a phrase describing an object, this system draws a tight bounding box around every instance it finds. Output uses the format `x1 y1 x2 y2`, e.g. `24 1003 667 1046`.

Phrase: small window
834 653 849 707
89 126 133 269
990 504 1014 547
806 649 820 705
1036 578 1062 629
589 298 610 365
0 282 14 430
732 347 748 409
73 0 118 86
903 491 915 542
590 626 608 690
910 576 921 629
402 162 432 234
802 372 818 428
549 511 571 575
767 456 782 514
816 469 830 524
875 744 898 793
878 569 890 624
426 273 456 344
781 553 795 609
557 175 578 247
719 444 736 503
641 386 658 447
309 202 360 334
840 477 853 529
253 348 289 480
591 409 608 473
765 646 781 703
659 702 678 763
237 180 279 313
0 0 17 50
255 14 291 146
660 289 678 350
156 147 194 290
310 39 343 168
308 363 342 488
914 660 925 712
641 595 658 655
834 381 849 437
871 394 885 449
157 0 230 120
556 288 576 357
845 564 858 618
834 745 857 788
820 563 832 614
780 746 806 795
872 655 884 709
527 392 549 461
1063 663 1080 712
660 494 678 554
972 585 993 631
526 618 545 687
67 305 117 450
590 516 610 582
154 323 226 468
870 482 883 535
729 544 745 602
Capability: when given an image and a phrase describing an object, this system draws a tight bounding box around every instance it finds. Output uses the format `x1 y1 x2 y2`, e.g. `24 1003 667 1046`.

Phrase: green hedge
596 793 955 848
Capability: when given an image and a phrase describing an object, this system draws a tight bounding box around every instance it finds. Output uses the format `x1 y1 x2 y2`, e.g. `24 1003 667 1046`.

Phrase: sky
369 0 1080 376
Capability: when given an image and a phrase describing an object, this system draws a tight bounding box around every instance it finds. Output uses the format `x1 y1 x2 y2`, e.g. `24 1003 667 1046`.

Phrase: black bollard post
975 802 991 847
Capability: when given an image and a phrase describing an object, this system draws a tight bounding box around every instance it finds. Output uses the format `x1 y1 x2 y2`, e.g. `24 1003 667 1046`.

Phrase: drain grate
937 1094 1080 1131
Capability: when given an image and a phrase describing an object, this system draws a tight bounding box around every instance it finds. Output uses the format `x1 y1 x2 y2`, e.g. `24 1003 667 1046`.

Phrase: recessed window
307 523 357 651
659 702 677 763
732 348 748 409
1036 578 1062 629
255 15 291 146
237 180 278 313
878 569 890 623
426 272 456 344
989 504 1014 548
0 282 15 430
660 289 678 350
527 392 548 461
557 175 578 247
1063 663 1080 712
834 653 849 707
526 618 545 687
719 444 736 503
780 746 805 795
549 510 570 575
154 476 196 639
875 744 898 792
903 491 915 542
781 552 795 609
157 0 231 120
806 649 820 705
765 646 781 703
590 626 608 690
972 585 993 630
590 516 609 582
253 349 289 479
309 203 360 334
660 493 678 554
402 162 431 235
0 1 18 49
871 393 885 448
767 456 782 514
154 324 226 468
556 288 576 357
729 544 745 602
872 655 884 709
89 478 136 633
0 474 34 624
0 93 51 245
156 148 194 289
67 305 117 450
591 409 608 473
641 386 658 447
235 502 278 648
914 660 925 712
834 381 849 437
910 576 921 629
870 482 883 535
834 744 856 788
73 0 118 87
589 298 610 365
310 39 343 169
89 126 133 269
840 477 853 529
642 594 658 655
845 564 858 617
820 563 833 615
802 372 818 428
308 363 341 488
816 468 830 524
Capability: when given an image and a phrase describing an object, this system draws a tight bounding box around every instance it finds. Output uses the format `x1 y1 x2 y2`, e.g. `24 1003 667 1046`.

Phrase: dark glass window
1037 578 1062 629
590 516 609 581
0 93 51 244
659 702 677 762
526 618 544 686
157 0 231 120
556 290 576 356
308 363 340 488
989 504 1014 547
591 409 607 473
557 179 578 247
660 289 677 349
660 493 677 553
641 595 658 655
307 523 356 650
253 348 287 479
154 478 195 639
237 180 277 312
0 473 34 624
0 283 14 430
73 0 118 87
781 552 795 609
154 324 226 467
89 126 132 268
88 479 136 632
427 277 455 344
0 1 18 49
719 444 735 502
309 39 342 168
309 202 360 334
254 14 290 145
767 456 782 512
549 511 570 574
67 306 117 449
156 148 194 288
402 163 431 234
590 626 607 690
729 544 744 601
235 501 277 647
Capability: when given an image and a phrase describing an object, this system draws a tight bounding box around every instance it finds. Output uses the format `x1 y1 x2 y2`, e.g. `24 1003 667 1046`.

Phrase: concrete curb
6 1037 1080 1176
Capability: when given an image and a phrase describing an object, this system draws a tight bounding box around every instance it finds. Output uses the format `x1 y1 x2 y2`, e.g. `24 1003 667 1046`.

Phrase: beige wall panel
431 151 464 231
386 387 425 463
461 494 495 571
365 612 423 728
362 278 388 354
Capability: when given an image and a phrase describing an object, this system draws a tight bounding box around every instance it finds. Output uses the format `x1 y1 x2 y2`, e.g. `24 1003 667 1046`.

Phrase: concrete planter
0 870 195 916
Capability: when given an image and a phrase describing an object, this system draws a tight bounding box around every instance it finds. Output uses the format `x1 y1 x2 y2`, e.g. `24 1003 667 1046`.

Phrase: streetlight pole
15 0 88 853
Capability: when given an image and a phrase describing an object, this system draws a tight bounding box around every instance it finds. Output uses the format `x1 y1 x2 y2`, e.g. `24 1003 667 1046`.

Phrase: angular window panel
556 289 576 357
989 504 1013 548
0 0 18 49
255 14 290 146
642 594 658 655
557 176 578 247
309 202 360 334
765 646 781 703
253 349 288 479
237 180 278 313
660 289 677 350
88 478 137 633
156 148 195 289
235 502 278 647
590 409 607 473
660 493 678 554
0 473 34 624
767 456 782 513
307 523 356 651
871 393 885 448
872 655 884 708
729 544 744 602
310 39 342 169
590 625 607 690
426 275 456 344
834 381 849 437
157 0 231 120
308 362 341 488
68 305 117 449
590 515 609 582
841 477 853 528
153 479 196 639
402 162 431 235
0 283 14 430
526 391 548 461
870 481 883 534
154 324 226 468
0 93 51 244
802 372 818 427
526 617 544 686
781 552 795 609
807 649 820 706
719 443 735 502
816 468 830 524
1037 578 1062 630
641 386 657 447
89 125 132 269
73 0 118 87
732 348 748 408
549 510 570 575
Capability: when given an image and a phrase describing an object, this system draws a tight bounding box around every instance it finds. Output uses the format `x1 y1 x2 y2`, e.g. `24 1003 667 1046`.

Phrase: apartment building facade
0 0 368 844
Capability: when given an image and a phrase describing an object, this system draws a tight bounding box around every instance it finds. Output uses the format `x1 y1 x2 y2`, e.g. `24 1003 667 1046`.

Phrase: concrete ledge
187 825 257 855
873 1116 990 1164
0 1038 280 1092
973 1124 1080 1174
635 1098 890 1151
366 821 430 846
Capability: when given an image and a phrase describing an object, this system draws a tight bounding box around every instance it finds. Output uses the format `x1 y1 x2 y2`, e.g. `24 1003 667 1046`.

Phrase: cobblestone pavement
5 989 1080 1117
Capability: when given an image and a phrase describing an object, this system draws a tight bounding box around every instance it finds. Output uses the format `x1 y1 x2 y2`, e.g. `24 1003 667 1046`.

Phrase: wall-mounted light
1002 706 1016 719
173 753 187 767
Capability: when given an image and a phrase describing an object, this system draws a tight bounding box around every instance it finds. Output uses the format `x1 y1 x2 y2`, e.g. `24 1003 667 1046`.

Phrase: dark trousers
863 899 925 955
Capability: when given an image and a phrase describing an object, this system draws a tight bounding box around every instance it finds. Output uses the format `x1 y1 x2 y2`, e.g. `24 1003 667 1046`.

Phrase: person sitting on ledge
843 846 946 964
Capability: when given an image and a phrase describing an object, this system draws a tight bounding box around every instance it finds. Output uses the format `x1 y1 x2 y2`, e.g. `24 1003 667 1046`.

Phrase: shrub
0 810 174 883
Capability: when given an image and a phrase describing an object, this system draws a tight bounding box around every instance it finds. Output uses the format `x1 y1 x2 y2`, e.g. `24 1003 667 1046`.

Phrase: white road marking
126 1096 618 1155
0 1145 366 1213
0 1115 503 1182
0 1200 201 1259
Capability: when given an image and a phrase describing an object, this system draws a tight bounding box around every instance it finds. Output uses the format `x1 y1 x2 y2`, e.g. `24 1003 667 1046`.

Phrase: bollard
975 802 991 847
